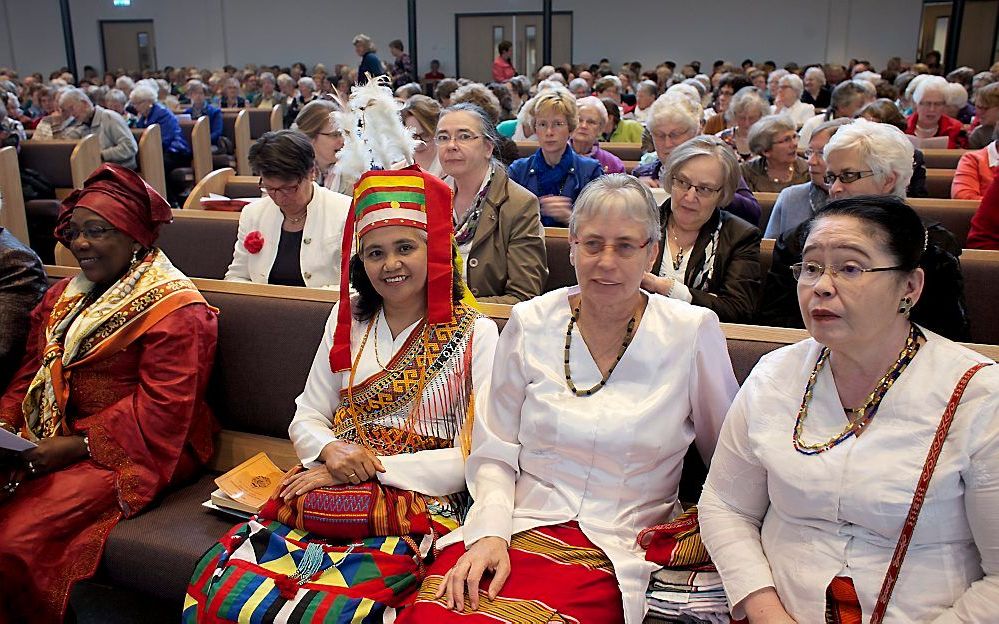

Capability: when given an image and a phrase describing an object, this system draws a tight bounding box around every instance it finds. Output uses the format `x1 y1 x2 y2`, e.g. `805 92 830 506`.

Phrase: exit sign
113 0 131 6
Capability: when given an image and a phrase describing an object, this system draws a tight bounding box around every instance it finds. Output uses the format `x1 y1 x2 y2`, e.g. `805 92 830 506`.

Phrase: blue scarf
533 148 574 197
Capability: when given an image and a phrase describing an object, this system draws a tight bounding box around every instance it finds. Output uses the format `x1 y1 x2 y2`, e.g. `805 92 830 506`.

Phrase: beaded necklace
792 324 923 455
564 305 638 397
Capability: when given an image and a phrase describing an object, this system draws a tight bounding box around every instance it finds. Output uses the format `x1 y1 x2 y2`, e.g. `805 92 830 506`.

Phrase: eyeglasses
772 133 799 146
823 170 876 186
671 176 722 199
803 148 824 159
434 131 482 145
577 117 603 128
59 225 117 242
535 119 568 131
258 177 304 196
653 129 691 142
573 237 652 259
918 100 946 109
791 261 904 284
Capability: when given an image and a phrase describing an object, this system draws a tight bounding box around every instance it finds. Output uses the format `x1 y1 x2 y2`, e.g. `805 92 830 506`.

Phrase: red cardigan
905 113 968 149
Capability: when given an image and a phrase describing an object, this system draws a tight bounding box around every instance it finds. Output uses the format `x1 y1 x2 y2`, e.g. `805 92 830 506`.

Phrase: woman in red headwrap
0 163 219 624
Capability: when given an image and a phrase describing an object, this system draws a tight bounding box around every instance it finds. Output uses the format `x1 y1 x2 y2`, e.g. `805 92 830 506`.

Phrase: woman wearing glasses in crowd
641 136 762 323
224 130 351 288
294 99 352 195
508 89 603 227
437 103 548 304
699 195 998 624
400 174 737 624
0 165 218 624
740 114 810 194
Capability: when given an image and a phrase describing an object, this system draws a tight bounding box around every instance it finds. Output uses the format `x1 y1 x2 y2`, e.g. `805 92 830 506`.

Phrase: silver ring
347 472 357 479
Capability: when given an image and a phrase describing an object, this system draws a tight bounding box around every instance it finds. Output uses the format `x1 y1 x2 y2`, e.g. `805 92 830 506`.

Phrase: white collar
987 141 998 168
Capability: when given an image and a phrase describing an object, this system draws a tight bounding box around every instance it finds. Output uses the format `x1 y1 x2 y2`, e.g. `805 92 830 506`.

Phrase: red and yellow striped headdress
329 165 456 372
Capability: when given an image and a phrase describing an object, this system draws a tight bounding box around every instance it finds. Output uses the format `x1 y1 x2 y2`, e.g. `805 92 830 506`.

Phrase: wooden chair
130 124 167 198
183 168 261 210
0 146 29 244
922 149 968 170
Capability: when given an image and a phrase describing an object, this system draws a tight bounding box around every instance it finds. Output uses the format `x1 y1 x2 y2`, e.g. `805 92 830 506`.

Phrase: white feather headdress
332 75 418 189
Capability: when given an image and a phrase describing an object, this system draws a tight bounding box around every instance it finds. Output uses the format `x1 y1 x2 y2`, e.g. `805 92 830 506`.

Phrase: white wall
0 0 923 78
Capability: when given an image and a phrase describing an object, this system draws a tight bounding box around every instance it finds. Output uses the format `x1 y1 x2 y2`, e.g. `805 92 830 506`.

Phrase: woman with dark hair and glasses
641 136 763 323
402 174 736 624
700 195 998 624
0 164 217 624
224 129 351 288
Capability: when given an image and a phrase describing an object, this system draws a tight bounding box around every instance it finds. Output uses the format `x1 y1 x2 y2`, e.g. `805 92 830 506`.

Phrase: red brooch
244 231 264 254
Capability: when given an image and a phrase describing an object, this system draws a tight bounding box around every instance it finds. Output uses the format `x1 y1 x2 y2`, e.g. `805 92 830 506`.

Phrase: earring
898 296 913 317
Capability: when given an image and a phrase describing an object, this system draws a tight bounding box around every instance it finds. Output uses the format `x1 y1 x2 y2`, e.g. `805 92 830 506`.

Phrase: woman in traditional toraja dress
185 166 498 623
0 164 218 624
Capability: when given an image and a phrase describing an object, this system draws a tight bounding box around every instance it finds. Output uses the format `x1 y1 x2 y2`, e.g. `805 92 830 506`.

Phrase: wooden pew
183 167 261 210
514 141 644 161
20 135 102 197
755 193 978 247
130 124 167 198
0 146 29 244
221 109 252 175
543 226 574 291
959 248 999 346
922 148 968 170
242 108 275 140
269 106 283 132
925 168 955 199
179 116 214 183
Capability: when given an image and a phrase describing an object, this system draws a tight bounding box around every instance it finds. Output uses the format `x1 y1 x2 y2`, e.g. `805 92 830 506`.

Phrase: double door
456 12 573 84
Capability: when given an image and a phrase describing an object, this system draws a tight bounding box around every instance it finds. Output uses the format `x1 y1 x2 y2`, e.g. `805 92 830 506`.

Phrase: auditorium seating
45 264 993 617
183 167 261 210
960 249 999 346
515 141 643 161
179 116 214 183
925 168 955 199
130 124 167 198
543 227 575 290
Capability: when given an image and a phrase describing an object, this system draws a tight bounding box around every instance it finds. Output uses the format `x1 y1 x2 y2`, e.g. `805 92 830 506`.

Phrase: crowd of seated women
1 51 999 624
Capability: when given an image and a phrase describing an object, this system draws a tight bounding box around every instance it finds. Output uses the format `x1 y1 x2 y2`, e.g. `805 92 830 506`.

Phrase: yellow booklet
213 452 284 514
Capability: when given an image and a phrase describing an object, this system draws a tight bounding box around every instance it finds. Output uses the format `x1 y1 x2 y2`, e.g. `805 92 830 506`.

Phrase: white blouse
439 287 739 624
289 303 499 497
698 329 999 623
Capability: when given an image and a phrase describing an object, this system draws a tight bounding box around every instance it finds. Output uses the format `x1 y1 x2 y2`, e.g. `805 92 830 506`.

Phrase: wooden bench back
19 135 101 195
922 148 968 169
0 146 29 243
131 124 167 198
179 117 213 183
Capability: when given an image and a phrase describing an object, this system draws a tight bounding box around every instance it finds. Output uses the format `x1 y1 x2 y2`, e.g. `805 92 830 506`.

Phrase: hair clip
923 228 929 253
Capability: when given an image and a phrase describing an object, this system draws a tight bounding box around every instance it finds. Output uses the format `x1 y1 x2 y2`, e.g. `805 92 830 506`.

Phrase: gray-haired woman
642 136 763 323
716 87 771 161
437 103 547 304
406 173 737 624
740 114 809 193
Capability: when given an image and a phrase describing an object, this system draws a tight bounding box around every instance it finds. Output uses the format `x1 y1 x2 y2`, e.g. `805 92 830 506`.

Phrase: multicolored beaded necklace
564 305 637 397
792 324 923 455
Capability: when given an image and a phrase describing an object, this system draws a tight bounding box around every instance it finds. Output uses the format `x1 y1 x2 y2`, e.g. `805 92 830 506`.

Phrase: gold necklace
281 209 306 224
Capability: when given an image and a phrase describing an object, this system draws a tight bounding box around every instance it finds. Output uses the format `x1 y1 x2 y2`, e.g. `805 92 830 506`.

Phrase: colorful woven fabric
185 519 423 624
825 576 863 624
400 522 623 624
637 505 711 568
259 476 436 541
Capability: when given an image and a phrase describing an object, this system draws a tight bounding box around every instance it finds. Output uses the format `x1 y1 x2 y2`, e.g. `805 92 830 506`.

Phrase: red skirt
399 521 624 624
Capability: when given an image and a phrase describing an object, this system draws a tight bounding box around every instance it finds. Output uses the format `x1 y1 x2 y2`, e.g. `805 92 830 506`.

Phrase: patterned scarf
453 165 494 246
20 248 205 441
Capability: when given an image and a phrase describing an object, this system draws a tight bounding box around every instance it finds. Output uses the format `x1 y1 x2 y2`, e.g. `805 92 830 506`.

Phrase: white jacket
224 183 351 288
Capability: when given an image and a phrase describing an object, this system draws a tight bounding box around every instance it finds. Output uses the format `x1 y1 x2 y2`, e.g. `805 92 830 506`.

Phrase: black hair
248 129 315 180
802 195 925 271
348 245 465 322
498 41 512 55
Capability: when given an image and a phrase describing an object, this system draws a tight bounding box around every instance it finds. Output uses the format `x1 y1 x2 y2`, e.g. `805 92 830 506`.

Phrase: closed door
456 12 572 83
101 20 157 74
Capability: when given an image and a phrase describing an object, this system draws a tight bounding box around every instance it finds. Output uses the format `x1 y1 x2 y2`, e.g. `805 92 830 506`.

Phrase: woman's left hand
279 465 336 501
539 195 573 224
641 272 673 296
21 435 88 476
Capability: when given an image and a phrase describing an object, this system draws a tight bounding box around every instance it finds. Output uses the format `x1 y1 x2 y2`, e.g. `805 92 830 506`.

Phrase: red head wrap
55 163 172 248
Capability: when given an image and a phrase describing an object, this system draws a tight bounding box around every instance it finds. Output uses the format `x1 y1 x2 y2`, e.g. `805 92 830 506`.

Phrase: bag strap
870 362 992 624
